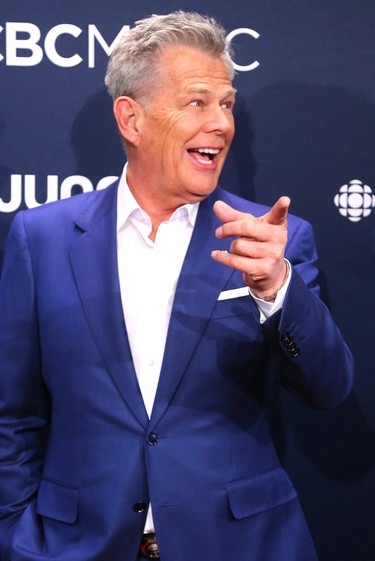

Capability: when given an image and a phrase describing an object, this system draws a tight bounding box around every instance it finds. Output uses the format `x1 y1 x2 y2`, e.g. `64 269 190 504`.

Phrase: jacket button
281 331 291 344
289 346 300 357
133 502 147 513
147 432 159 445
281 331 300 357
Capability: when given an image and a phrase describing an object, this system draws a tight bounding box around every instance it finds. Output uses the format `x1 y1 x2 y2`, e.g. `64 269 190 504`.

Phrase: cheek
158 120 184 156
144 110 195 166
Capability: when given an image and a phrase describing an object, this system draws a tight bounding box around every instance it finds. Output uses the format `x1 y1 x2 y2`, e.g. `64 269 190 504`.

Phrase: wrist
249 260 290 303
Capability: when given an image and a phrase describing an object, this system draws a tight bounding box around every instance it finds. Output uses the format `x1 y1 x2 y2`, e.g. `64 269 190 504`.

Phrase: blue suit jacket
0 182 353 561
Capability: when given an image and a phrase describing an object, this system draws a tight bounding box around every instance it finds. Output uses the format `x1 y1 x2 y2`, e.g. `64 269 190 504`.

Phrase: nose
203 104 234 137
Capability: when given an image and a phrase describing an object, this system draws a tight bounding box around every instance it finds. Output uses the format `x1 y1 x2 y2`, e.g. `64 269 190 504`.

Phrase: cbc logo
0 22 260 71
334 179 375 223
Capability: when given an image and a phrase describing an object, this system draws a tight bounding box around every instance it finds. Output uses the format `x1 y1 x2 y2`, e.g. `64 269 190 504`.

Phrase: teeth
197 148 220 155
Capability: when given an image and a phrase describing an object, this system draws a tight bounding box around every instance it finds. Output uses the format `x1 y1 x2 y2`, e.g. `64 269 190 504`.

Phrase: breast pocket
211 293 259 320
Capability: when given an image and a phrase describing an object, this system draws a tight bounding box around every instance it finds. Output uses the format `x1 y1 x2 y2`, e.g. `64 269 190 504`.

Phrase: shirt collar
116 163 200 232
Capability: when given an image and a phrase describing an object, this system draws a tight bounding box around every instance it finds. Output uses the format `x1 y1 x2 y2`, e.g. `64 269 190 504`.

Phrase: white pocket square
217 287 250 301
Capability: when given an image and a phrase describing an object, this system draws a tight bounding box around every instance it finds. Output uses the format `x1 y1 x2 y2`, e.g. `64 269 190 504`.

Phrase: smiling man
0 11 353 561
113 44 235 222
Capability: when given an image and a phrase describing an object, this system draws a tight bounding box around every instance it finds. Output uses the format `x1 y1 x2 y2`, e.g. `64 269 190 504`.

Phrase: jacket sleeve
0 212 50 559
262 216 354 408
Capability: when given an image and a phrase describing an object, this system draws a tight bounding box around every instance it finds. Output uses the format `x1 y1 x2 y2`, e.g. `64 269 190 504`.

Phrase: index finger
261 196 290 226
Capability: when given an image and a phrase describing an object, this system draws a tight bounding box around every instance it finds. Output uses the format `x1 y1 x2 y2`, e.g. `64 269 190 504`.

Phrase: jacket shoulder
15 180 119 231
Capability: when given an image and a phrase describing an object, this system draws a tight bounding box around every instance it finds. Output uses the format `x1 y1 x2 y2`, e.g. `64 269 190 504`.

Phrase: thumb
213 200 253 224
263 196 290 225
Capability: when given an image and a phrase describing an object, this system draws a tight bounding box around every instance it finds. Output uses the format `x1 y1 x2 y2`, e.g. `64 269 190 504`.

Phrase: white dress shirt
117 168 199 420
115 164 291 532
116 167 199 533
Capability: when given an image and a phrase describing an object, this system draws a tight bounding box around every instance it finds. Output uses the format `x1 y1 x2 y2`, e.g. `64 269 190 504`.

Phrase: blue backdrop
1 2 375 559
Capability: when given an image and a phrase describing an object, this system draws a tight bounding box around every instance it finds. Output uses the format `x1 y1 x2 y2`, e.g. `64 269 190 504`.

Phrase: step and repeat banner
1 1 374 559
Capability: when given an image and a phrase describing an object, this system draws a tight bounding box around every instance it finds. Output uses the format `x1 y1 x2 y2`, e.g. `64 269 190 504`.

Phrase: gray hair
105 11 235 102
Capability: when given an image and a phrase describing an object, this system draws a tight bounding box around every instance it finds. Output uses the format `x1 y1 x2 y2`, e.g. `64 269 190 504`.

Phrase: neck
126 165 184 239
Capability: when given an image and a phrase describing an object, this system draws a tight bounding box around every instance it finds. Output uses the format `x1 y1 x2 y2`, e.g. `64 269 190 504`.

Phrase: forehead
156 45 234 94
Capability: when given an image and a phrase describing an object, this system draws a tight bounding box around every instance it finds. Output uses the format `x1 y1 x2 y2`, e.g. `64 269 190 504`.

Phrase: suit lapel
69 185 148 428
68 184 249 429
150 189 237 426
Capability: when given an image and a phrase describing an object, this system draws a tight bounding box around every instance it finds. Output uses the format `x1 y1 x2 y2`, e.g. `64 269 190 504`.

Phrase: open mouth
187 147 220 166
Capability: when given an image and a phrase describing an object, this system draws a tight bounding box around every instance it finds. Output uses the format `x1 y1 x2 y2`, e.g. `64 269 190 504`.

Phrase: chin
188 185 217 202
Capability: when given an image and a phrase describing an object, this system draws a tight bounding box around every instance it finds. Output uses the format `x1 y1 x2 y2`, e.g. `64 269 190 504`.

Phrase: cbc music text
0 175 118 213
0 23 260 71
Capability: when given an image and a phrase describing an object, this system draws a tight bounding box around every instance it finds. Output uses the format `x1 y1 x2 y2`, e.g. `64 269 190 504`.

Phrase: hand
211 197 290 300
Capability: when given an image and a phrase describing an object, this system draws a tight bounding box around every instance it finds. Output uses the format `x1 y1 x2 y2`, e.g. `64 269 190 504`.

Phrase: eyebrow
186 87 237 97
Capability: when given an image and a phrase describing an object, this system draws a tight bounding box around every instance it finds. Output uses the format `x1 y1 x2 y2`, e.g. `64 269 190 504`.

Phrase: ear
113 96 142 146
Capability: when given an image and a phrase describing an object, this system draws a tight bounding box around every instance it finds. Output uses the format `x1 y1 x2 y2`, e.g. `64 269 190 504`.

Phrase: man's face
131 45 236 208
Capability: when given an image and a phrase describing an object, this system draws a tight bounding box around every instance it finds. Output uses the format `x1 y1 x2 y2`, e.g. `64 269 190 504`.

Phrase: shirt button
147 432 159 445
149 359 155 367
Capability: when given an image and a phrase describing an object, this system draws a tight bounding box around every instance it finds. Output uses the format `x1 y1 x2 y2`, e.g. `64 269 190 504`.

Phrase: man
0 11 353 561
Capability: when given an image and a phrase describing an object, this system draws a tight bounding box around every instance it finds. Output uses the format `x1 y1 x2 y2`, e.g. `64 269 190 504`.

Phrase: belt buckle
140 533 160 559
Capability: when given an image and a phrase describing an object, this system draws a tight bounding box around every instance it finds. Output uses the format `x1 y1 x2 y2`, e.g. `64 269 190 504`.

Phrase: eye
189 100 203 107
221 100 234 110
